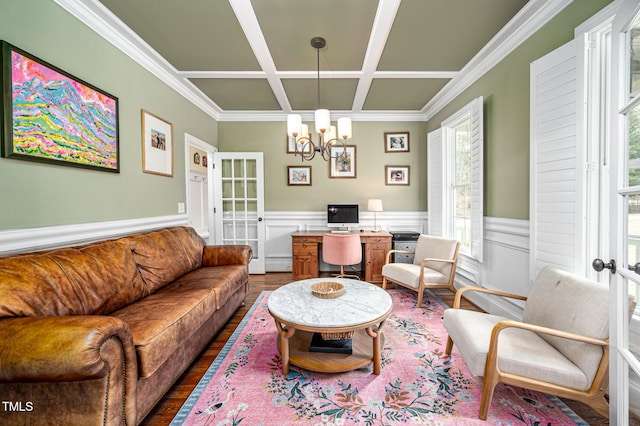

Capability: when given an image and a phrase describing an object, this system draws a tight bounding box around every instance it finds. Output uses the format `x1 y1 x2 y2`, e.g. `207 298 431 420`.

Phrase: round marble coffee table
267 278 392 375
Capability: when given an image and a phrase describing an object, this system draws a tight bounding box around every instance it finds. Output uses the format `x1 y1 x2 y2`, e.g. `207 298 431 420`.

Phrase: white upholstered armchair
382 235 460 307
443 266 617 420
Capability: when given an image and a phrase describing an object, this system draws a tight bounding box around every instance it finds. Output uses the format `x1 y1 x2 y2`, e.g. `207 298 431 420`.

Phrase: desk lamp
368 199 383 232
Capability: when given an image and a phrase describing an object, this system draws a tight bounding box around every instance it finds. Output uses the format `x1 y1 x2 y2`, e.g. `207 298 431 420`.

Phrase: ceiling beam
228 0 293 113
351 0 402 113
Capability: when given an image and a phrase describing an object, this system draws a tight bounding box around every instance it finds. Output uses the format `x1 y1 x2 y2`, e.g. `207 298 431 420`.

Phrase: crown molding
218 110 428 122
52 0 223 120
422 0 574 122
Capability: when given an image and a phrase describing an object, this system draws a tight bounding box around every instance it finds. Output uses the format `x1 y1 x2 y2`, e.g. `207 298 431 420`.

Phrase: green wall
218 121 428 211
426 0 612 220
0 0 614 229
0 0 217 230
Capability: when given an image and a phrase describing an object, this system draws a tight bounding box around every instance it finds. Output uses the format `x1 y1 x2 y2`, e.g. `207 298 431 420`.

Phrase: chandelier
286 37 352 161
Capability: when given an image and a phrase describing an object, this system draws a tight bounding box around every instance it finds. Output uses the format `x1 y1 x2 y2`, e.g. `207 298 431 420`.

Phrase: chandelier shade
286 37 351 161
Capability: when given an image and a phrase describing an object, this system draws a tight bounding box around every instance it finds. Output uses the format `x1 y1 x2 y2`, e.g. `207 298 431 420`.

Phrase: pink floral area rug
171 290 587 425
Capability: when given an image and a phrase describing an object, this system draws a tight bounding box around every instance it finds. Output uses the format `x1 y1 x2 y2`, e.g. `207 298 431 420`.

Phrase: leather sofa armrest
202 245 253 266
0 315 136 382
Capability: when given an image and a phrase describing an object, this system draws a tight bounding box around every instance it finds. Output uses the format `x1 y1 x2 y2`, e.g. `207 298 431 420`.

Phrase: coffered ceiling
57 0 570 121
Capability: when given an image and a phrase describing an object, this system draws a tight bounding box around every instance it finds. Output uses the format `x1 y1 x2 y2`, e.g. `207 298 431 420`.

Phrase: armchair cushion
381 263 449 289
523 267 608 386
413 235 458 276
443 309 590 390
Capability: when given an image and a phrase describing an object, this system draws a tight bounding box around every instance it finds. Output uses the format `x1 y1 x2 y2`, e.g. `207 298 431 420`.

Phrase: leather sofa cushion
169 265 249 310
125 227 205 292
0 240 149 317
112 265 247 378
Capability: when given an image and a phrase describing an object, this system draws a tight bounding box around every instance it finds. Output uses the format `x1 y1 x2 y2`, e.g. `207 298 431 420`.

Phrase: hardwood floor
141 272 618 425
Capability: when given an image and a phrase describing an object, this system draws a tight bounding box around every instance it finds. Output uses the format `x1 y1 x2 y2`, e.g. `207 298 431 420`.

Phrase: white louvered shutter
530 40 583 281
469 97 484 263
428 129 444 236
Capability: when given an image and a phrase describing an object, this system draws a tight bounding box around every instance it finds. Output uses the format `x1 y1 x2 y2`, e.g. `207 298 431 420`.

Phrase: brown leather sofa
0 226 252 425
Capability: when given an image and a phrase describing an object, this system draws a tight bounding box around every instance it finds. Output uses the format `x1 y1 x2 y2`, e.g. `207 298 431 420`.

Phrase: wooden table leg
273 320 295 375
366 320 386 375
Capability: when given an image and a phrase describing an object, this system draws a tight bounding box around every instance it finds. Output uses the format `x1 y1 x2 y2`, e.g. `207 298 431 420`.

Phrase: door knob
592 258 616 274
628 262 640 275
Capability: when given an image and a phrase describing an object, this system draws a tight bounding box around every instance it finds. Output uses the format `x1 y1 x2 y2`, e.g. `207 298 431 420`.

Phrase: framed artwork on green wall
0 40 120 172
287 165 311 186
384 131 410 153
385 165 410 185
329 145 356 178
286 135 312 154
141 109 173 177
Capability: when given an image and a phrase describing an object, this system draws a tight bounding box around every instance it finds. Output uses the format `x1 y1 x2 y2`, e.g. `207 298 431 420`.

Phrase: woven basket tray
310 281 345 299
321 330 355 340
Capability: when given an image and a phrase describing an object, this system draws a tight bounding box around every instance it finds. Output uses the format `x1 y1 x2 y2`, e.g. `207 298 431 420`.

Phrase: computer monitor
327 204 359 232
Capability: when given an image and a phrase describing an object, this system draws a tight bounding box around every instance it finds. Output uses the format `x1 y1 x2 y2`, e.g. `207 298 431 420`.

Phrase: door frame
184 133 217 240
608 0 640 422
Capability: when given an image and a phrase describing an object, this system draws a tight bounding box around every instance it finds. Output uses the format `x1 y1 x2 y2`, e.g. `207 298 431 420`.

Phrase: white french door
604 0 640 422
212 152 265 274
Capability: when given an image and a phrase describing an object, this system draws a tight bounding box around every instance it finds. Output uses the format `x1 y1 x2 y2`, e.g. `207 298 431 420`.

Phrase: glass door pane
214 153 265 274
629 15 640 98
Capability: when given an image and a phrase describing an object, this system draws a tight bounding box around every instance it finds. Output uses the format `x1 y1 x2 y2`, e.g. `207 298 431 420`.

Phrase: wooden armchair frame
382 241 460 307
445 286 611 420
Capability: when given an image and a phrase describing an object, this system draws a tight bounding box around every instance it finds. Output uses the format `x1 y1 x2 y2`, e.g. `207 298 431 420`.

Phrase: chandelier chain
316 45 321 109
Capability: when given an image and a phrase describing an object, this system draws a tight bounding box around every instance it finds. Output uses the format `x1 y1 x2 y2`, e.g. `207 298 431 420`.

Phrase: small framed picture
142 109 173 176
287 135 312 154
329 145 357 178
287 166 312 186
385 165 410 185
384 132 410 152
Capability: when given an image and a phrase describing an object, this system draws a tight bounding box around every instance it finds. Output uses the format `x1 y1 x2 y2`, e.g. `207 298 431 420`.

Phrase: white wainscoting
265 211 530 320
474 217 530 319
264 210 429 272
0 212 530 320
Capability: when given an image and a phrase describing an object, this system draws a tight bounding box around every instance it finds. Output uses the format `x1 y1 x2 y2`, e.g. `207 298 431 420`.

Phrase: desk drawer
364 236 390 245
293 242 318 256
292 236 322 243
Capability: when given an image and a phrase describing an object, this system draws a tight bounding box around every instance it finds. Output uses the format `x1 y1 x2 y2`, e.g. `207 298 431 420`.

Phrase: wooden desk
291 231 392 283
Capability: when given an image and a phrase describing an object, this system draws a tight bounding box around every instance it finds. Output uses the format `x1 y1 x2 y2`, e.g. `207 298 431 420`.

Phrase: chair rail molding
0 215 188 256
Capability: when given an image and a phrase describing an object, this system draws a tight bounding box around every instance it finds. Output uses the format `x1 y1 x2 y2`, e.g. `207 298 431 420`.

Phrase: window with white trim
428 96 483 262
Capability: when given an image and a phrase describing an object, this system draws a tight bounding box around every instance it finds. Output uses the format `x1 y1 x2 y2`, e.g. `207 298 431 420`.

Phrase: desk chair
322 233 362 279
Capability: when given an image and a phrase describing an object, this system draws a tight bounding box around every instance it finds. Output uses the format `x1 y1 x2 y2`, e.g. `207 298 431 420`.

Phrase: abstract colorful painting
1 41 119 172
